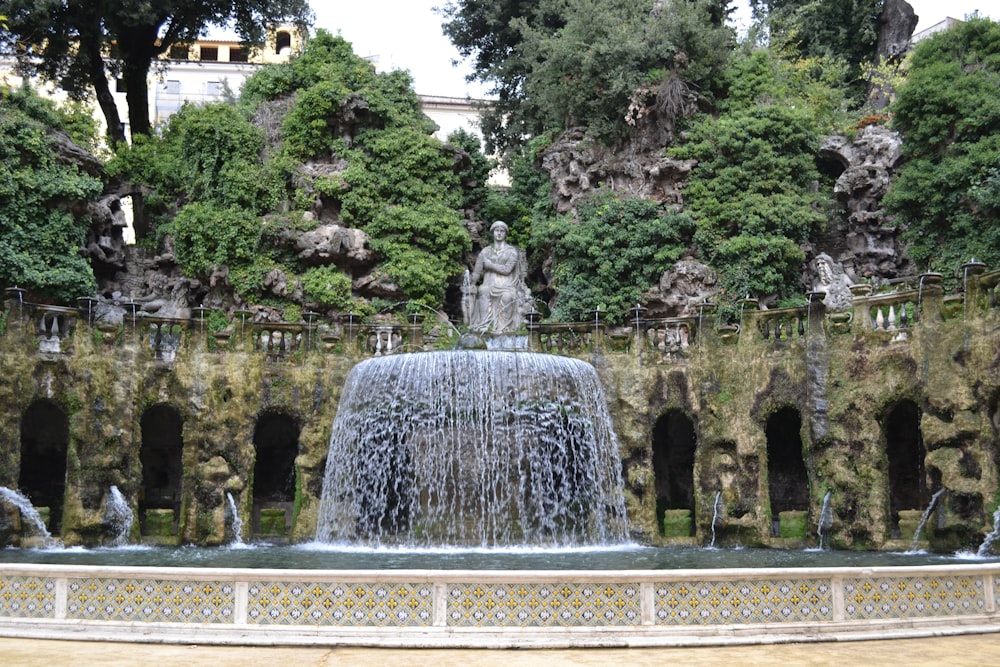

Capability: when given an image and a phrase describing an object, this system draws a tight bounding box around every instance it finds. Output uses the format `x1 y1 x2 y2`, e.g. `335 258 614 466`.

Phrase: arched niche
652 409 697 536
139 404 184 535
19 399 69 534
884 399 927 533
252 411 300 537
766 406 809 536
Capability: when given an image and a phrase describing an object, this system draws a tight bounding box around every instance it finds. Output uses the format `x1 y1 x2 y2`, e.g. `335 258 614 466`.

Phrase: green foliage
673 53 832 302
884 18 1000 272
750 0 881 103
444 0 734 152
108 102 282 240
300 265 353 310
168 203 262 279
0 0 311 142
538 192 694 322
0 86 101 301
366 202 471 306
447 128 494 211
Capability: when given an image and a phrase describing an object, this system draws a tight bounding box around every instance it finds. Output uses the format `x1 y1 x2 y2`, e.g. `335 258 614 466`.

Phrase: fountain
709 491 722 547
225 492 245 546
0 486 52 545
103 485 134 547
909 488 947 552
316 350 629 546
817 490 834 549
977 505 1000 557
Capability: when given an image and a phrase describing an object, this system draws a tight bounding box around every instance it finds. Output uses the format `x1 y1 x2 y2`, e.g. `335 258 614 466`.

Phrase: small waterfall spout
909 488 946 551
710 492 722 548
226 493 244 546
104 486 134 547
817 491 834 549
977 505 1000 557
0 486 52 543
316 351 629 547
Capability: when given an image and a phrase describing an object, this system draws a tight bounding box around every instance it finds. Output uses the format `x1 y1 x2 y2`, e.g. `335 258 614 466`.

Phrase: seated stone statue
464 221 531 334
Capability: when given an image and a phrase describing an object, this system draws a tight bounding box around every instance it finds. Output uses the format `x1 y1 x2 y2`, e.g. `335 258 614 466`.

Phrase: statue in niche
811 253 855 312
464 220 531 334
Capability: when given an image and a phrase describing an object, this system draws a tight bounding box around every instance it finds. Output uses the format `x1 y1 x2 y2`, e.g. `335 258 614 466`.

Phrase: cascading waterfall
226 493 245 546
977 505 1000 557
0 486 51 540
710 491 722 548
104 486 134 547
909 488 946 552
817 490 834 549
316 351 629 547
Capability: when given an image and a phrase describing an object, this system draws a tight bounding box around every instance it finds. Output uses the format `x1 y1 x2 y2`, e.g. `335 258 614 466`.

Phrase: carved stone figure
466 221 530 334
812 253 855 312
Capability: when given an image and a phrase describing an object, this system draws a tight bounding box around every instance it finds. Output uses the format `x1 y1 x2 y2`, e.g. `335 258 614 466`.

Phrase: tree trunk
123 58 153 139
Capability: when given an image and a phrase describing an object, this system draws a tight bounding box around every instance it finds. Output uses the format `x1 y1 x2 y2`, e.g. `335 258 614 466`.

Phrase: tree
671 48 843 303
0 85 102 302
442 0 733 154
0 0 311 145
883 17 1000 274
749 0 882 101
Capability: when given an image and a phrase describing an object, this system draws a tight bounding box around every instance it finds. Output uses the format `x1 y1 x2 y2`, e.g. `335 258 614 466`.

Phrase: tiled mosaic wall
0 566 996 635
66 578 234 623
654 579 833 625
247 581 433 626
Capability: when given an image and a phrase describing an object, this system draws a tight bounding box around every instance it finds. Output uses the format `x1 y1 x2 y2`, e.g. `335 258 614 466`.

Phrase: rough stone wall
2 285 1000 551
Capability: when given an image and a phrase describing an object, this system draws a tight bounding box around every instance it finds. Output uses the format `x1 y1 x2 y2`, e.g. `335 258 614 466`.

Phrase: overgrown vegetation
884 17 1000 273
538 193 694 322
0 85 101 302
110 30 473 310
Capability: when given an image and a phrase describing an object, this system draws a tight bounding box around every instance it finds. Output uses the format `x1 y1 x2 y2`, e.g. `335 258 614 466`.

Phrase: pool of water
2 543 997 570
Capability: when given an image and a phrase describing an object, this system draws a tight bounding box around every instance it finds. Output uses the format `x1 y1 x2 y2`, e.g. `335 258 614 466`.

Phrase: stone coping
1 562 998 647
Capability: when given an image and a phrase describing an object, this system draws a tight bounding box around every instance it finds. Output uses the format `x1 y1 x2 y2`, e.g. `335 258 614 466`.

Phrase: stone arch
652 409 696 536
18 399 69 534
766 406 809 537
252 410 300 537
884 399 926 534
139 403 184 536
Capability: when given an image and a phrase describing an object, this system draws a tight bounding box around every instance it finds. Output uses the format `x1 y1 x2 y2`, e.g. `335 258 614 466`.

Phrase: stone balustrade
4 265 1000 363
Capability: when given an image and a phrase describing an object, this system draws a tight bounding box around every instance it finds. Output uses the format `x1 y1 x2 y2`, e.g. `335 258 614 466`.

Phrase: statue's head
490 220 509 238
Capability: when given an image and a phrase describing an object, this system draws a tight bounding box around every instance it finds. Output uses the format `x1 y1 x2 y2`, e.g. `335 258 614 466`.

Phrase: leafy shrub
538 192 694 322
300 265 353 310
0 86 101 301
168 203 262 278
884 17 1000 273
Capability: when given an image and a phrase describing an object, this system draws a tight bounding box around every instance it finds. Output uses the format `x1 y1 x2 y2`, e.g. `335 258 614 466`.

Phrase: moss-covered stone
778 511 809 539
662 509 692 537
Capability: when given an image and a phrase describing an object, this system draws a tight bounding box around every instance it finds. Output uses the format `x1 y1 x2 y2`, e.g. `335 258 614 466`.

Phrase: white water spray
226 493 244 546
104 486 134 547
977 505 1000 557
316 351 629 547
817 490 834 549
0 486 52 541
710 491 722 548
909 488 946 551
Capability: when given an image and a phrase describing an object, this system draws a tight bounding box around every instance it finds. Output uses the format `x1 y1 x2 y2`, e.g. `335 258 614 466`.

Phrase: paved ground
4 633 1000 666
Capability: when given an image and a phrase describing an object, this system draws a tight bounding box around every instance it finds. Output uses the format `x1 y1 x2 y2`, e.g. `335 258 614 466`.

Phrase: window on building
200 46 218 61
229 46 248 62
162 80 181 95
169 44 189 60
205 81 222 98
116 78 126 93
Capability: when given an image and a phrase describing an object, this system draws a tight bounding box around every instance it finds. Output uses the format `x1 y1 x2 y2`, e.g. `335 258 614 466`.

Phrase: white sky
309 1 994 99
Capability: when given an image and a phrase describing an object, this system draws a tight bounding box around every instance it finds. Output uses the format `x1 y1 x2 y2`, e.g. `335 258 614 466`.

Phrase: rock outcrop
817 125 911 281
